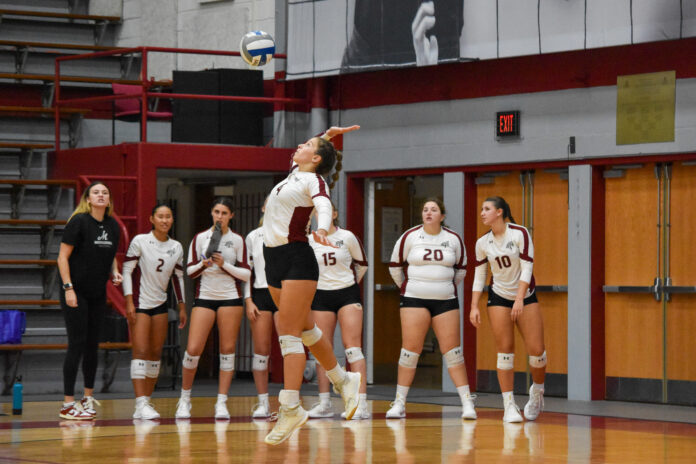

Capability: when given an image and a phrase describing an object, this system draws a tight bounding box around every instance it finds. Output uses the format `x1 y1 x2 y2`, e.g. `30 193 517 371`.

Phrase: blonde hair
70 181 113 220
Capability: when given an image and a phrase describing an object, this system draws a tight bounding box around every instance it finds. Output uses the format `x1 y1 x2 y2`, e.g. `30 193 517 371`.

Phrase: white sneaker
251 401 271 419
341 400 370 420
80 396 100 416
264 404 309 445
503 397 523 423
524 385 544 421
215 400 230 420
385 398 406 419
308 402 334 418
461 396 477 420
133 400 161 420
333 371 361 420
175 398 192 419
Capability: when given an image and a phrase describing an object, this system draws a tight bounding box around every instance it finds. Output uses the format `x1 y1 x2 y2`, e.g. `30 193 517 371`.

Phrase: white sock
217 394 227 403
502 391 514 403
319 392 331 406
279 389 300 408
396 384 409 402
180 388 191 400
258 393 269 404
326 364 347 385
359 393 367 404
532 382 545 391
457 385 471 403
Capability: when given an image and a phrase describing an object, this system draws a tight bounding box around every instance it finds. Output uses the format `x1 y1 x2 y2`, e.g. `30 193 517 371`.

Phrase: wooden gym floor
2 391 695 464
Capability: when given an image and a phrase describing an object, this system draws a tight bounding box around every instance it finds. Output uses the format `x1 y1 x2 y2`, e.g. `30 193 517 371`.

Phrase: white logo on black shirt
94 230 113 246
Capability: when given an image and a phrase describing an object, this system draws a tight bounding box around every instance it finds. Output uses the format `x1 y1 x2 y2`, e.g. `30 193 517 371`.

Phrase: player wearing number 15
122 204 187 420
387 198 476 420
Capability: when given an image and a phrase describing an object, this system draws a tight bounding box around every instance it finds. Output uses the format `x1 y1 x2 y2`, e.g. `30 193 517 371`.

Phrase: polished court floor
2 394 696 463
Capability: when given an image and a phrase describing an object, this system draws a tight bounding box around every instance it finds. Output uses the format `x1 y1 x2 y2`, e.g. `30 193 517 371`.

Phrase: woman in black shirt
57 181 122 420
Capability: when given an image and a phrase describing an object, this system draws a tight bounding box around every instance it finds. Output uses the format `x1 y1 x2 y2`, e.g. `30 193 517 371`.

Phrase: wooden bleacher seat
0 72 172 88
0 39 118 52
0 259 56 266
0 342 131 351
0 142 54 150
0 299 59 306
0 9 121 23
0 106 90 119
0 179 76 187
0 219 66 226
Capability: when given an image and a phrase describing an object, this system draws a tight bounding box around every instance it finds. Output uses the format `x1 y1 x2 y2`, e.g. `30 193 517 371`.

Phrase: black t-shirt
61 213 120 298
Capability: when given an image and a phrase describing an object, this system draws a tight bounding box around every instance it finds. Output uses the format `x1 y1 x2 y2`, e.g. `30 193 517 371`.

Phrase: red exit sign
496 111 520 138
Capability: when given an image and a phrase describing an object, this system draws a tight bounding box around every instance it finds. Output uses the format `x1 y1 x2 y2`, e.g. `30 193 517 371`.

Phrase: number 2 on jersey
322 252 336 266
495 256 511 268
423 249 443 261
156 258 165 272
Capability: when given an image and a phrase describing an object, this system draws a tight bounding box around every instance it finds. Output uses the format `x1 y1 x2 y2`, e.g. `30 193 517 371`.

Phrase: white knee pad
443 347 464 368
398 348 420 369
497 353 514 370
130 359 146 380
279 335 305 356
301 324 323 347
529 351 547 368
146 360 161 378
252 353 270 371
183 351 200 370
220 353 235 372
345 347 364 364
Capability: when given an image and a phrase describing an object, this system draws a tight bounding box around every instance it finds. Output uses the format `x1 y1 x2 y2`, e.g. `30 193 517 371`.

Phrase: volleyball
239 30 275 67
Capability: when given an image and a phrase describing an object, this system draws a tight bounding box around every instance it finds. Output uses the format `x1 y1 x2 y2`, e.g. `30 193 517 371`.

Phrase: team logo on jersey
223 241 234 248
94 230 112 246
166 248 177 257
334 240 344 248
440 241 450 248
505 241 515 250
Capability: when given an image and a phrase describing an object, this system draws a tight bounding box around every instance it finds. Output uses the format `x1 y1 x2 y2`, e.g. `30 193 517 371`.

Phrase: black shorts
399 296 459 317
251 287 278 313
263 242 319 288
194 298 243 311
136 302 168 316
312 284 363 312
487 288 538 308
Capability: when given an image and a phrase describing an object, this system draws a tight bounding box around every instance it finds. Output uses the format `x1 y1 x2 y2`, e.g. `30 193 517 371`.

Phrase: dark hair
211 196 234 214
151 203 172 216
485 196 516 224
330 200 339 227
422 197 447 227
315 137 343 190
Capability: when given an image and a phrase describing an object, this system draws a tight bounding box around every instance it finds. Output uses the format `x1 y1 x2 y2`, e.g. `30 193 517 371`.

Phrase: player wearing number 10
387 198 476 420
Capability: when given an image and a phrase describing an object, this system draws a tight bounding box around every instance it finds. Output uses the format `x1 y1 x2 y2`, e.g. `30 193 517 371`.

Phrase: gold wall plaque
616 71 675 145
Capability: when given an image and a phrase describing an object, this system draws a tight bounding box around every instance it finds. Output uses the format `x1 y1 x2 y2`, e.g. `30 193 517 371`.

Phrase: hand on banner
412 1 438 66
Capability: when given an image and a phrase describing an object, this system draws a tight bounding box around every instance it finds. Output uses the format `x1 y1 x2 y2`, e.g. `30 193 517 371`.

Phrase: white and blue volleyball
240 30 275 67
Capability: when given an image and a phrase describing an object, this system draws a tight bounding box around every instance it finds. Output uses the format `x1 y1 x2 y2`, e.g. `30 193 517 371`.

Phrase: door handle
375 284 398 291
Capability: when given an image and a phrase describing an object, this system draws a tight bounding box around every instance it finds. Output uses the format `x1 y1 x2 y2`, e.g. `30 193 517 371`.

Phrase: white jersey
309 227 368 291
389 225 466 300
472 223 535 300
262 163 332 247
187 228 250 300
122 232 185 309
243 227 269 299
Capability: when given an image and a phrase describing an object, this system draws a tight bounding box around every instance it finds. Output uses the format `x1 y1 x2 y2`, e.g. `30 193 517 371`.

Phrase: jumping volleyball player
470 196 546 422
262 125 361 445
122 204 187 420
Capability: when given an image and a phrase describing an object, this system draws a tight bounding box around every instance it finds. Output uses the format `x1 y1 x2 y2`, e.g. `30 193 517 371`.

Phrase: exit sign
496 111 520 138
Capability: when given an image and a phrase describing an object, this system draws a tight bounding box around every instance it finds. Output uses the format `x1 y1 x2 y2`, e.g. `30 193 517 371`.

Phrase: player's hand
178 303 188 329
412 1 438 66
511 299 524 321
246 300 260 321
65 289 78 308
126 300 136 325
312 229 337 248
211 252 224 266
112 271 123 286
324 125 360 139
469 306 481 328
203 257 214 267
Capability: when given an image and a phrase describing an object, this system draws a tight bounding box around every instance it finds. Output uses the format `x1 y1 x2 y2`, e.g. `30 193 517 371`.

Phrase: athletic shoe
175 398 192 419
461 395 477 420
264 403 309 445
308 402 334 418
133 400 160 420
333 371 361 420
385 398 406 419
215 400 230 420
341 400 370 420
80 396 100 416
524 385 544 421
503 397 523 423
59 402 94 421
251 401 271 419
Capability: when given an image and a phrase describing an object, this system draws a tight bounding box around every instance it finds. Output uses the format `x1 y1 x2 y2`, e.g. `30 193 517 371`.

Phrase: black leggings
61 291 106 396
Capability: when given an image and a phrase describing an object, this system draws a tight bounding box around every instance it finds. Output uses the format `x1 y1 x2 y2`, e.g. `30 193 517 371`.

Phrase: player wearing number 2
307 203 369 419
122 204 187 420
469 196 546 423
386 198 476 420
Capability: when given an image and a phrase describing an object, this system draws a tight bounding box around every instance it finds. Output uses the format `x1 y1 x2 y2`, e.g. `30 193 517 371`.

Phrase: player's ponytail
328 150 343 190
315 137 342 189
486 196 516 224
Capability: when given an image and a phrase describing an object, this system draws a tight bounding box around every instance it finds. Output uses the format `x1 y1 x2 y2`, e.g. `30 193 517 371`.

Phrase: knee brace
182 351 200 370
301 324 323 347
529 351 547 368
146 360 161 378
345 347 364 364
252 353 269 371
443 347 464 368
279 335 304 356
220 353 235 372
497 353 514 370
398 348 420 369
130 359 146 380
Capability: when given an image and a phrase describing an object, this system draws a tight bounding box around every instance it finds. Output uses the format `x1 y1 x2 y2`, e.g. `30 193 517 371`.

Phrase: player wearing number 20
387 198 476 420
